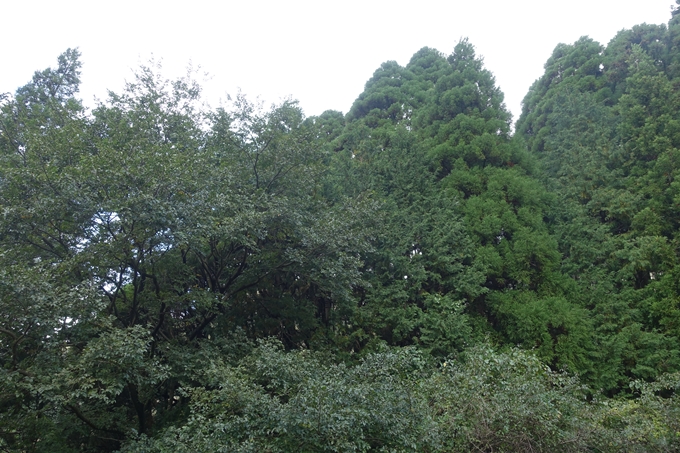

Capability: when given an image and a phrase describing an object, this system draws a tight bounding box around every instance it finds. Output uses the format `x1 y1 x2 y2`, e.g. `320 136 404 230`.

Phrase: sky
0 0 675 124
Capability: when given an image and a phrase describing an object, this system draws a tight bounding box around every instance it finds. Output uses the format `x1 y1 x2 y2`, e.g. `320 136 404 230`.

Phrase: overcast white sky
0 1 674 124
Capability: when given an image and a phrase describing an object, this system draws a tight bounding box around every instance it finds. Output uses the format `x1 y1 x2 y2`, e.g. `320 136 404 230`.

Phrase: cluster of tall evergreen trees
2 9 680 453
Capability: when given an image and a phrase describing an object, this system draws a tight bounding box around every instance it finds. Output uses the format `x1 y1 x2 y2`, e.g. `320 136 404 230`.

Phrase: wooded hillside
2 10 680 453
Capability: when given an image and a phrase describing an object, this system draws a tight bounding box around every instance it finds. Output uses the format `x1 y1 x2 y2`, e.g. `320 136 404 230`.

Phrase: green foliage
120 342 680 452
121 342 440 452
6 11 680 448
428 344 595 452
0 52 375 451
331 39 578 370
516 13 680 392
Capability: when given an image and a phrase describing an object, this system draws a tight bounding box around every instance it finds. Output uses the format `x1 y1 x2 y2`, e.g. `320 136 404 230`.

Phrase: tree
0 52 374 451
516 21 680 392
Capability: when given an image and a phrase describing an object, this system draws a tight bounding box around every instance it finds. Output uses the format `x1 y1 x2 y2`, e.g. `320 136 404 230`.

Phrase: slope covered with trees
2 10 680 453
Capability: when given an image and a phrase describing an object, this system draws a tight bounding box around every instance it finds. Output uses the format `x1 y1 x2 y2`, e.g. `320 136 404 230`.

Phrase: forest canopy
2 10 680 453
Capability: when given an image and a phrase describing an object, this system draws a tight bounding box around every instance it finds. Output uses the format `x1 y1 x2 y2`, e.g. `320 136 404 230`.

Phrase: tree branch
67 404 125 437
